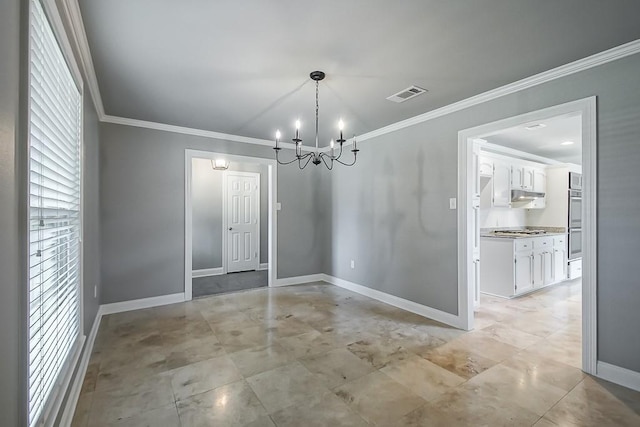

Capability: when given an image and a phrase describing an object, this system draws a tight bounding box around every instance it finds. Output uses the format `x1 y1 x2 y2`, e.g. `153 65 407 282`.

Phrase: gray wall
99 123 326 303
328 53 640 373
192 159 268 270
0 0 24 424
82 92 101 334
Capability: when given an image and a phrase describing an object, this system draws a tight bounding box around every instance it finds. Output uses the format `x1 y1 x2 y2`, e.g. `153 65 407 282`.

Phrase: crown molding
58 0 640 151
60 0 105 119
102 115 296 149
354 38 640 144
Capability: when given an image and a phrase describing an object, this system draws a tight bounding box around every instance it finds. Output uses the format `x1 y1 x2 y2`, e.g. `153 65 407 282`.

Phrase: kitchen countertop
481 231 566 239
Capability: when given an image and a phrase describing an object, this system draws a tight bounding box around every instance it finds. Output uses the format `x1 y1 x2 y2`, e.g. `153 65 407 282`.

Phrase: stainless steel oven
569 172 582 190
568 172 582 260
568 228 582 260
569 189 582 229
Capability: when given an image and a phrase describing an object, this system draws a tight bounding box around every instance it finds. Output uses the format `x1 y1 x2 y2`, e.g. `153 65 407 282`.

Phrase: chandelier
273 71 359 169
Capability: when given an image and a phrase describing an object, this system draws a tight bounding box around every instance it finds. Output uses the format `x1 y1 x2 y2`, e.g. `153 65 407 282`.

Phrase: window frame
26 0 85 426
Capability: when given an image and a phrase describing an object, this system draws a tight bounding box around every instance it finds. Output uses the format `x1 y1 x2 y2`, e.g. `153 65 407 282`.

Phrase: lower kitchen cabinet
480 234 567 298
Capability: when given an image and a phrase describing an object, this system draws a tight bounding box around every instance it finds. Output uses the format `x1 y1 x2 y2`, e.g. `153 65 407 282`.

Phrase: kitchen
475 113 583 300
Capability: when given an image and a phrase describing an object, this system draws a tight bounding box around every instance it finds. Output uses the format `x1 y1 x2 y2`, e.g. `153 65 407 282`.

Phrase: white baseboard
59 310 102 426
192 267 223 278
272 274 325 287
100 292 185 315
597 361 640 392
322 274 464 329
258 263 269 271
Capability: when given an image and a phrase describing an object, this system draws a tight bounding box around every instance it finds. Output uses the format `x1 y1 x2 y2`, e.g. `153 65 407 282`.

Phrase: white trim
103 115 297 150
99 293 185 316
41 0 84 92
59 0 105 118
353 39 640 146
192 268 223 278
258 263 269 271
323 275 464 329
582 98 598 375
457 97 598 374
59 311 102 427
185 150 278 301
273 274 325 287
222 170 261 274
597 362 640 392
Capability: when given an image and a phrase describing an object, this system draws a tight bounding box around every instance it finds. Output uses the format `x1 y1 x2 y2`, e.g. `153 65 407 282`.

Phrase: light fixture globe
273 71 359 170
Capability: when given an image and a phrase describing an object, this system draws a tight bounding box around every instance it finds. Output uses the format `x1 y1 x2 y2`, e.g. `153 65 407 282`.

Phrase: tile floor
73 279 640 426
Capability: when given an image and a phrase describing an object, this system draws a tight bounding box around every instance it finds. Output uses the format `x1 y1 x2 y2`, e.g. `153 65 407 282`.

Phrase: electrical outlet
94 285 97 299
350 260 355 269
449 198 457 209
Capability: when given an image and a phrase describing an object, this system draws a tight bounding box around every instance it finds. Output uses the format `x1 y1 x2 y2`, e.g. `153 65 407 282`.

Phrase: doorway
457 97 597 374
184 150 277 300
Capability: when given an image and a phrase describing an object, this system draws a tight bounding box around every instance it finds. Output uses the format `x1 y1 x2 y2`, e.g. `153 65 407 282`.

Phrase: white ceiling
78 1 640 146
484 114 582 164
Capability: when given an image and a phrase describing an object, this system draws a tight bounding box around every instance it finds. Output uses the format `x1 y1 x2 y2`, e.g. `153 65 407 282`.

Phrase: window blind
28 1 82 425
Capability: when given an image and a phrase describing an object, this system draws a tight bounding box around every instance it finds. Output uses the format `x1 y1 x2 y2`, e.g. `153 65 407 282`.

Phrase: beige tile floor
73 279 640 426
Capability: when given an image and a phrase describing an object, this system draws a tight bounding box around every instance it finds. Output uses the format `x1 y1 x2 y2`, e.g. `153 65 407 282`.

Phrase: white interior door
226 172 259 273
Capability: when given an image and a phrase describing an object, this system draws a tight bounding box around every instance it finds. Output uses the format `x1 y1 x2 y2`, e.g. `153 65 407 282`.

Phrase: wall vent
386 85 427 103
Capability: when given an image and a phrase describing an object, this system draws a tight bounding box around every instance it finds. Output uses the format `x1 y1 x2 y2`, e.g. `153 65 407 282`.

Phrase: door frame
457 96 597 374
222 170 261 274
184 150 277 300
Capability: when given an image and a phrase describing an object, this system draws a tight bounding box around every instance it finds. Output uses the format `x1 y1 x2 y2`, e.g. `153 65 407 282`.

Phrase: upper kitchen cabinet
477 147 549 210
492 160 512 207
529 168 547 209
533 168 546 193
511 164 534 191
479 156 493 177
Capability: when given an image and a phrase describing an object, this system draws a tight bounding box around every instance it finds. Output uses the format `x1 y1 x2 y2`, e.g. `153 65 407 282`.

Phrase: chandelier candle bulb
330 139 335 157
275 130 281 149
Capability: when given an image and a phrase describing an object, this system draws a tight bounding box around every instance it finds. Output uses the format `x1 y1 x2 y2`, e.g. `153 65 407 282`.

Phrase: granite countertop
480 227 567 239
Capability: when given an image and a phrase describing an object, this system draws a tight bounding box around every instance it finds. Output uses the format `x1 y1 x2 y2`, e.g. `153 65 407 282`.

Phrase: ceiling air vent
386 85 427 103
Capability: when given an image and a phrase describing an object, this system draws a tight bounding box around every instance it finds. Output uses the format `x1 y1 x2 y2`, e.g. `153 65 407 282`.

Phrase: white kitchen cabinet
515 250 534 294
529 168 547 209
522 167 534 191
511 164 523 190
533 168 546 192
479 156 493 176
480 234 568 298
492 161 511 207
552 235 567 281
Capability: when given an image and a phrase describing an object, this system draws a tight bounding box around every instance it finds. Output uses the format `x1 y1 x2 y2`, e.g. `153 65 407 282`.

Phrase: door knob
228 227 233 230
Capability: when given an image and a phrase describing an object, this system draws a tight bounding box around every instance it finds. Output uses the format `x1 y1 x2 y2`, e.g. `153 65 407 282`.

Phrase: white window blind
28 1 82 426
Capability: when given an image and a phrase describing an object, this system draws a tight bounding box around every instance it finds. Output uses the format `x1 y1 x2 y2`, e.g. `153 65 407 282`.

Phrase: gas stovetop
492 229 548 236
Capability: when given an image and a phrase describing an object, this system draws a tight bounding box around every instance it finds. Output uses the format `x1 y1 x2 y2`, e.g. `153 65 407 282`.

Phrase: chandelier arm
333 151 358 166
332 142 344 161
298 155 313 170
275 149 306 165
320 153 334 170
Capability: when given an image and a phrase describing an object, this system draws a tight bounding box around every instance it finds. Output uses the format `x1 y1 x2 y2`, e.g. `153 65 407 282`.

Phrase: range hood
511 189 545 202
